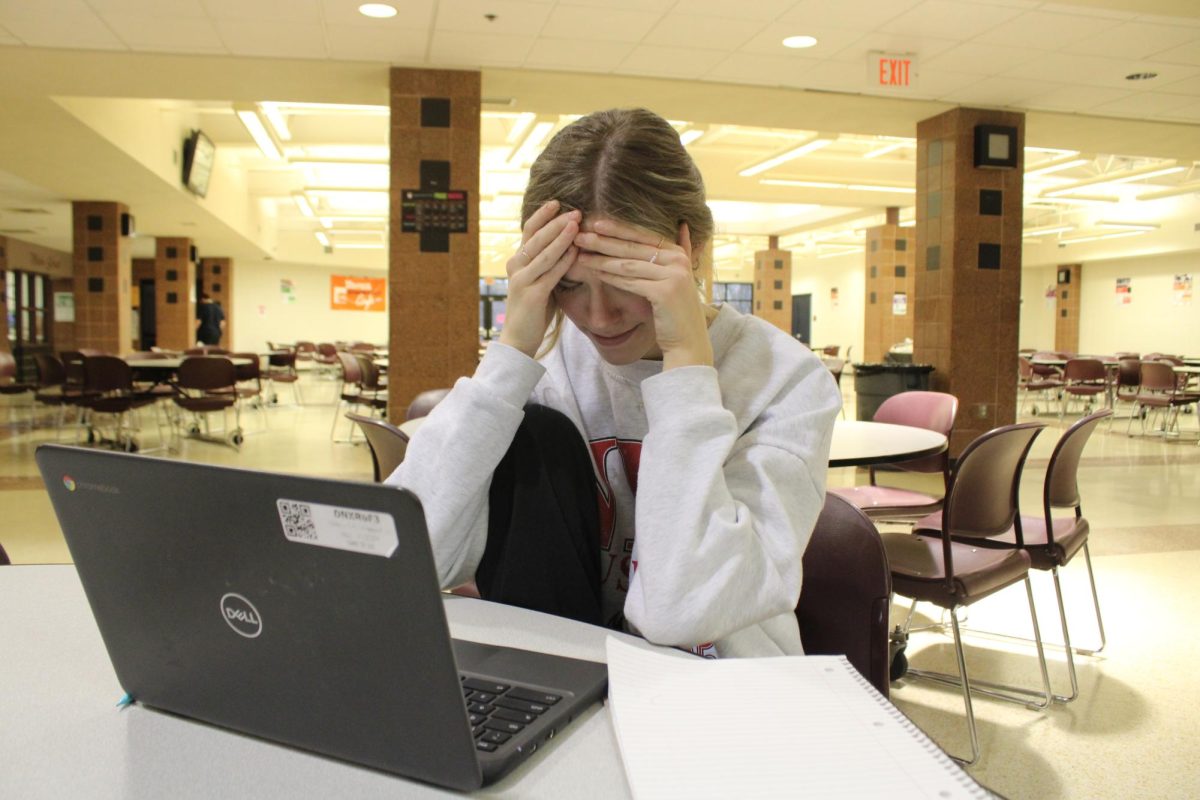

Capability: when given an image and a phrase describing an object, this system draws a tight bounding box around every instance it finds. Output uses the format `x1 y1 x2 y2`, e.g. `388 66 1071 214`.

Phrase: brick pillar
914 108 1024 454
71 202 133 355
1054 264 1081 354
864 207 916 362
388 68 480 422
154 238 196 352
753 235 792 333
0 236 8 356
200 258 233 349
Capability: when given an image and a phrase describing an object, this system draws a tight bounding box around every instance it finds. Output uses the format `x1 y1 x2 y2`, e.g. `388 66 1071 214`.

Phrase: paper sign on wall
1174 274 1192 306
1115 277 1131 306
53 292 74 322
892 292 907 316
830 287 839 307
331 275 386 312
280 279 296 305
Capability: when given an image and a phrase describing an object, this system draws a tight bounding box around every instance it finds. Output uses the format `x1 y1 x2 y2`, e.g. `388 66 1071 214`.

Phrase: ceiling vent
3 207 51 214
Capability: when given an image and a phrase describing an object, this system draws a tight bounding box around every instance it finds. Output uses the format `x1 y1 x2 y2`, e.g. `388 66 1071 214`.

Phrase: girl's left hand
574 219 713 370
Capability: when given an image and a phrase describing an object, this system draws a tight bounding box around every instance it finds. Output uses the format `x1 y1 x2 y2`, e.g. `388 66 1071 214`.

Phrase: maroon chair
406 388 452 421
346 411 411 482
80 355 161 452
1128 360 1198 436
796 493 892 698
171 357 242 449
1018 356 1062 416
265 350 303 405
213 352 267 431
830 391 958 523
1059 358 1107 419
883 421 1052 765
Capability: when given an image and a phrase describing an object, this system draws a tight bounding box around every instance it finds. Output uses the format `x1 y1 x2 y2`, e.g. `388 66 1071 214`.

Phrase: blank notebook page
605 637 988 799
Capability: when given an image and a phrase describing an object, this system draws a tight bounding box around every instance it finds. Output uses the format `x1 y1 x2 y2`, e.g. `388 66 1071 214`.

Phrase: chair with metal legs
346 412 411 482
921 409 1111 705
882 421 1052 766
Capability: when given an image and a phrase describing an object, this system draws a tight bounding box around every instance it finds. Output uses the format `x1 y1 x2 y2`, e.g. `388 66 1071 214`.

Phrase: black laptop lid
36 444 484 791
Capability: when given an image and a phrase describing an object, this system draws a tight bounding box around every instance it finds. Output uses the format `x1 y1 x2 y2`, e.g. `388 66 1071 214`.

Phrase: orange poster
331 275 386 312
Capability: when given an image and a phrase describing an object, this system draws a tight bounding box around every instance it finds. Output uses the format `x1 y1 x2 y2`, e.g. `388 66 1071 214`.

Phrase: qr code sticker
278 500 317 541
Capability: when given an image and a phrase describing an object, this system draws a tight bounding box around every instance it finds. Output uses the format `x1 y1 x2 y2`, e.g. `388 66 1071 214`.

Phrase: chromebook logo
63 475 77 492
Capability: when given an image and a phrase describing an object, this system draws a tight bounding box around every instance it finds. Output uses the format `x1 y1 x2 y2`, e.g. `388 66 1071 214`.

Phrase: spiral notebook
605 637 989 799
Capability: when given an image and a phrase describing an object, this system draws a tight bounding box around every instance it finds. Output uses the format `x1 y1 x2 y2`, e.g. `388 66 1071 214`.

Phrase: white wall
231 260 388 352
1077 251 1200 356
792 251 865 362
1018 263 1057 352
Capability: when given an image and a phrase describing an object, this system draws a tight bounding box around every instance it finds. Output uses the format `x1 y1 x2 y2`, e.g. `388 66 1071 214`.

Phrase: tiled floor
2 376 1198 799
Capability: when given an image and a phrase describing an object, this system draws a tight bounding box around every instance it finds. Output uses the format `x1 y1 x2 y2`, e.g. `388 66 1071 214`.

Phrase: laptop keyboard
459 675 562 753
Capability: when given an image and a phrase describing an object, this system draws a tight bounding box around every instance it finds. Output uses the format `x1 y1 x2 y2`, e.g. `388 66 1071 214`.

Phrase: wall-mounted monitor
182 130 215 198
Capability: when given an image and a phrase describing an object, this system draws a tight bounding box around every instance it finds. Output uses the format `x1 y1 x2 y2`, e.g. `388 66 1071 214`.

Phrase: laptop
36 444 608 792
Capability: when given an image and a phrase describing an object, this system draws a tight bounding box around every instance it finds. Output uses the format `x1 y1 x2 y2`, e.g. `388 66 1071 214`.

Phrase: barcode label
278 500 317 541
275 498 398 558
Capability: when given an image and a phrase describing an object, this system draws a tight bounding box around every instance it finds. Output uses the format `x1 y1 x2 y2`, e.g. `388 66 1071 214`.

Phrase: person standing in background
195 292 226 346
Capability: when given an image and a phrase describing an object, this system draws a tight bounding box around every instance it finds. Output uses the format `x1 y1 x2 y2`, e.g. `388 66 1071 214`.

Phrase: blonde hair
522 108 714 356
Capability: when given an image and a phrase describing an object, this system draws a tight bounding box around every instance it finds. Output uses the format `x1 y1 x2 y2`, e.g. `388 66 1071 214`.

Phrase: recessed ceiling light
782 35 818 49
358 3 397 19
1125 72 1157 81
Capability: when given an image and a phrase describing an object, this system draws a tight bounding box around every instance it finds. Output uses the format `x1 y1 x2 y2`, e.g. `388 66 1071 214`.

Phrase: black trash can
851 363 935 421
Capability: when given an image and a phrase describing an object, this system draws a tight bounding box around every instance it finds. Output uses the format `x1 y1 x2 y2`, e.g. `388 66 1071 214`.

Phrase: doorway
138 279 156 350
791 293 811 345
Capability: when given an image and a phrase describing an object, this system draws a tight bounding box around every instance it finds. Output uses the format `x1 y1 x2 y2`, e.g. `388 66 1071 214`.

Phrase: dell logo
219 593 263 638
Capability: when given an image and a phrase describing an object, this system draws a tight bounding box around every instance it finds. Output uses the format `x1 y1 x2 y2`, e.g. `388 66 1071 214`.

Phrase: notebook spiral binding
834 656 991 798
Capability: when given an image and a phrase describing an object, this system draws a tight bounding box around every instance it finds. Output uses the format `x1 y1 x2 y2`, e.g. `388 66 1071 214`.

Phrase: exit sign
868 52 918 90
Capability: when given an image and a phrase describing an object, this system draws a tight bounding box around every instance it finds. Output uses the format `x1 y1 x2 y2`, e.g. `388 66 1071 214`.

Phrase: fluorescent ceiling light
862 142 911 160
505 112 536 145
1030 195 1119 206
333 243 386 250
739 136 835 177
260 102 291 142
1136 182 1200 201
1022 224 1075 237
314 231 331 248
1043 163 1185 197
358 3 397 19
782 35 818 49
899 220 915 228
508 119 555 165
1025 157 1089 177
1059 230 1146 245
292 193 315 218
679 127 706 147
234 104 283 161
761 179 913 193
1096 221 1159 231
1025 147 1079 157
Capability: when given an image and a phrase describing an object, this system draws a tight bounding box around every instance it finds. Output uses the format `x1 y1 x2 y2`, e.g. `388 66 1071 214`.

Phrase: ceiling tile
908 69 989 97
428 31 534 67
88 0 207 14
1003 52 1200 90
777 0 921 31
937 75 1068 107
1090 92 1198 117
788 58 876 94
1158 73 1200 97
1021 84 1133 113
324 24 428 63
738 23 866 58
0 23 20 45
922 42 1045 76
562 0 675 11
102 14 225 49
0 0 126 49
539 5 661 43
614 44 728 79
674 0 797 22
642 14 767 51
705 52 819 87
1145 40 1200 67
876 0 1025 41
213 19 327 58
970 10 1122 50
433 0 552 35
524 38 634 70
319 0 435 28
1037 2 1135 20
1157 100 1200 121
827 31 960 64
1134 13 1200 28
201 0 322 22
1062 22 1199 60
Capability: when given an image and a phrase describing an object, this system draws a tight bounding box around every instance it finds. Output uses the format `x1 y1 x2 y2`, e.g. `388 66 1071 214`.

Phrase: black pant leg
476 404 602 626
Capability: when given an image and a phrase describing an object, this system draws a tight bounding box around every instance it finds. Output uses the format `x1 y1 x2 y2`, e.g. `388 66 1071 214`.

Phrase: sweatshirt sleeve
385 343 544 589
622 358 840 648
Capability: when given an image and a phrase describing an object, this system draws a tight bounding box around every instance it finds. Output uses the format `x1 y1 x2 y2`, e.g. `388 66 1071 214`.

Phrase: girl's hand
498 200 581 358
574 219 713 370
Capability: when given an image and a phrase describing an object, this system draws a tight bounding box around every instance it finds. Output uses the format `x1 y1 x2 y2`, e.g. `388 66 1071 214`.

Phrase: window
6 270 49 347
712 281 753 315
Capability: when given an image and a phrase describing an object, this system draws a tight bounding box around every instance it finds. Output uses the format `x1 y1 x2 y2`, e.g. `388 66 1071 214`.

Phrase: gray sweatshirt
388 304 841 658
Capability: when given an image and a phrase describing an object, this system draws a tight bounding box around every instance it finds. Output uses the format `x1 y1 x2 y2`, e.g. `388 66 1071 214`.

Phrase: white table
0 565 652 799
829 420 948 468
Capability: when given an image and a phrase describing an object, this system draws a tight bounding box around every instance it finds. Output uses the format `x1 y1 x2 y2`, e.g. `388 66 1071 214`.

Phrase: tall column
71 201 133 355
863 207 915 362
914 108 1024 453
154 238 196 352
1054 264 1081 354
200 257 234 349
388 67 481 421
0 236 8 356
753 235 792 333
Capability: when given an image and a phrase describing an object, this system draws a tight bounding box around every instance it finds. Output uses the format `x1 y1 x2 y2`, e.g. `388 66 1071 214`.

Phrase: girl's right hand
498 200 581 358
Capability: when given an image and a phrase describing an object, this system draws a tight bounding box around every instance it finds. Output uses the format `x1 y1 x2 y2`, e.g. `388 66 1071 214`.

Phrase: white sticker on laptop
276 499 398 558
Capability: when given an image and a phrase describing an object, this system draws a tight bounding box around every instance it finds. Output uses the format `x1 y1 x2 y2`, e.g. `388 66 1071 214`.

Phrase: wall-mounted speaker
189 245 198 263
120 213 135 237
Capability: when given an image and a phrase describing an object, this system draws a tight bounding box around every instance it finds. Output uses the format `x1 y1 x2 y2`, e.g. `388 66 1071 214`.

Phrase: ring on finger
519 247 531 260
649 249 659 265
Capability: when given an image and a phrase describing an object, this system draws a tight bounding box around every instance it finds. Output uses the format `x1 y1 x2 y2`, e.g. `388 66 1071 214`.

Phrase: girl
390 108 840 658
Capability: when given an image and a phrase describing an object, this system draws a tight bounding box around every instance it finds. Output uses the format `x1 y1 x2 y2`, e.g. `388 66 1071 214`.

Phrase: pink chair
1018 356 1062 416
830 391 958 522
1059 358 1107 419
